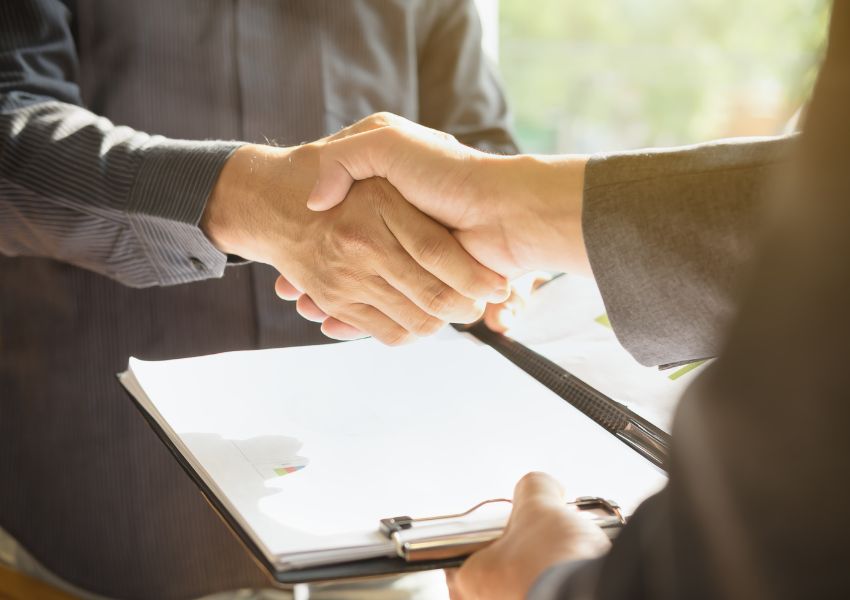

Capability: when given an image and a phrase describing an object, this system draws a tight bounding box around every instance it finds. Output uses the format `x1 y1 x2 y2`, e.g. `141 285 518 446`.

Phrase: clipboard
121 323 670 585
464 323 671 470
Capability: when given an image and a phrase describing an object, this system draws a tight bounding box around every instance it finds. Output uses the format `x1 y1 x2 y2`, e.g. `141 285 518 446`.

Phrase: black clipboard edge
117 323 670 584
464 323 671 472
118 374 463 585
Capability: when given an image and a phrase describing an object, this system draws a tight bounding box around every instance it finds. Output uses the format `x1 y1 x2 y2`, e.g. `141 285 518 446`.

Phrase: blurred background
475 0 830 154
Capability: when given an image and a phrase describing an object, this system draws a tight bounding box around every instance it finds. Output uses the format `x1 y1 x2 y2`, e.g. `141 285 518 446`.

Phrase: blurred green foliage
498 0 830 153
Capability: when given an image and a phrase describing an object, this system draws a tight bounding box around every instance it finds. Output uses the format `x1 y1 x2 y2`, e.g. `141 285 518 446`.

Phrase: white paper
504 275 710 431
124 329 666 569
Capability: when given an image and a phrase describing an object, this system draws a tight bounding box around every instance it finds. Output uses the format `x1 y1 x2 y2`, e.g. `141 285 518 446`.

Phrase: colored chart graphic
594 314 612 329
274 465 306 477
229 438 309 481
667 360 706 381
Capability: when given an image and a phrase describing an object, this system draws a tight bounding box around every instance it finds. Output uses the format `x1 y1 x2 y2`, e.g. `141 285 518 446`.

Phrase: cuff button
189 256 207 272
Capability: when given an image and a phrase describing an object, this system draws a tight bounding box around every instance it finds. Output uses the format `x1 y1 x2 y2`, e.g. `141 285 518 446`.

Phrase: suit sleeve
0 0 242 287
530 4 850 600
416 0 518 154
582 135 797 366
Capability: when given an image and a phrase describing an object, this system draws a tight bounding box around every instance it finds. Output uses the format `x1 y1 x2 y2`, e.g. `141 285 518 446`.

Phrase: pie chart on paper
274 465 306 477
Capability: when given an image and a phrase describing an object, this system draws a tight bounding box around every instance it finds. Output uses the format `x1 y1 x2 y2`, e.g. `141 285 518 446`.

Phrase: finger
310 118 401 211
307 127 399 211
358 274 447 337
483 302 511 333
274 275 303 301
306 156 358 212
483 286 522 333
295 295 329 323
384 199 509 303
324 112 401 142
371 237 487 324
512 472 566 515
321 317 367 340
321 302 413 346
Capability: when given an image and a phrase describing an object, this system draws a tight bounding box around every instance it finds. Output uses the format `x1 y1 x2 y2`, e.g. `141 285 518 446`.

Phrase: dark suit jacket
531 3 850 598
0 2 516 598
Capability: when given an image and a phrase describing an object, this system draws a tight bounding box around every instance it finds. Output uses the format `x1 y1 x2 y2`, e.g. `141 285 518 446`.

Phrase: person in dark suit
0 1 516 598
302 3 850 598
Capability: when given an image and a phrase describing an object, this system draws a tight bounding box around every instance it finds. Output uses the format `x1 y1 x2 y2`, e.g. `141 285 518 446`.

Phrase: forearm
474 153 590 275
479 135 796 366
0 0 242 287
0 98 241 286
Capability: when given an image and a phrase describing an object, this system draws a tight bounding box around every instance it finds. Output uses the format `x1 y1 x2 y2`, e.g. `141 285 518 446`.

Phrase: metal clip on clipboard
380 496 626 563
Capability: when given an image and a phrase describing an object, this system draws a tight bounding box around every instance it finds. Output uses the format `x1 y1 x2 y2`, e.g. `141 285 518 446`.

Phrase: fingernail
486 288 510 303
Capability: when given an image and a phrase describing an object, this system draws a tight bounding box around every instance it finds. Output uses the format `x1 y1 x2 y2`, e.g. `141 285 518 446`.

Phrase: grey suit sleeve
416 0 518 155
582 135 797 366
0 0 242 287
529 8 850 595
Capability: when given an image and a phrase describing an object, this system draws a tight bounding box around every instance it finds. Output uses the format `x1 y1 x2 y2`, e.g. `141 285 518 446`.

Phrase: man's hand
446 472 611 600
306 113 592 279
482 272 554 333
201 144 508 344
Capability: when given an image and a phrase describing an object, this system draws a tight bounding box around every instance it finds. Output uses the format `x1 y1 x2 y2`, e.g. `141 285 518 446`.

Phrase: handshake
202 113 590 343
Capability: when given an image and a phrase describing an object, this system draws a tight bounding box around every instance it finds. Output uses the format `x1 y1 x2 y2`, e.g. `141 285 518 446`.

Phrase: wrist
201 144 261 256
201 143 311 262
481 153 590 275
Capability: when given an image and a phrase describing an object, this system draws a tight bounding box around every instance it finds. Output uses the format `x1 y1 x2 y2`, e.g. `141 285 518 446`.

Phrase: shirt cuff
126 137 243 286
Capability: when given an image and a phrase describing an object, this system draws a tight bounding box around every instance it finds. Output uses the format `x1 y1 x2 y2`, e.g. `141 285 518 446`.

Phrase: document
120 329 666 571
505 274 709 430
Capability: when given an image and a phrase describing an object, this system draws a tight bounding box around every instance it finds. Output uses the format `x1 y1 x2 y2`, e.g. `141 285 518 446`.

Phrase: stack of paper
120 329 666 571
505 275 709 430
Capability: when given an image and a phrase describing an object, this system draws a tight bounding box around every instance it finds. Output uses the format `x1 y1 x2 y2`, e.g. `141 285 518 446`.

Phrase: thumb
512 472 566 517
306 127 397 211
305 155 357 211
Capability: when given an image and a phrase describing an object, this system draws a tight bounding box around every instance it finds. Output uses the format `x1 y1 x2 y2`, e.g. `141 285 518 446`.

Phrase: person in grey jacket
0 1 515 598
303 3 850 598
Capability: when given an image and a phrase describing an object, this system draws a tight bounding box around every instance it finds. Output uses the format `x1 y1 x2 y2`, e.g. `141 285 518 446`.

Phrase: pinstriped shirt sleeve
0 0 242 287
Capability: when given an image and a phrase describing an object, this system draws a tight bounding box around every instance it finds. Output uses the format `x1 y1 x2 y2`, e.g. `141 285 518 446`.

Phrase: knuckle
371 111 392 123
384 124 405 142
333 224 378 257
314 287 339 309
412 314 444 337
423 318 446 336
337 266 369 285
425 285 455 316
384 328 411 347
371 111 400 128
466 271 492 297
414 235 452 269
440 131 458 144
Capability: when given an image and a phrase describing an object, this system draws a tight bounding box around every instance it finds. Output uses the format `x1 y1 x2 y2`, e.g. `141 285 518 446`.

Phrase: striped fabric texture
0 1 517 599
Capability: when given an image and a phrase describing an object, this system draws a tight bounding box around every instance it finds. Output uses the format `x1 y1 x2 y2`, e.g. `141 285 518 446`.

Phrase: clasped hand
202 114 608 597
202 124 509 344
284 112 589 338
